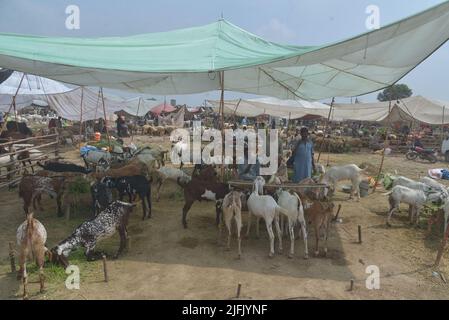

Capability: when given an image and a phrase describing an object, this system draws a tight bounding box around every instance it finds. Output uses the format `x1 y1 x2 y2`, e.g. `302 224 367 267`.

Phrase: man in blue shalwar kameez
292 127 315 183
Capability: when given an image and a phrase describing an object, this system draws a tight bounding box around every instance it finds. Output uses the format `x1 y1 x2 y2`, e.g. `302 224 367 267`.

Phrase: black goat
37 161 92 174
96 175 152 220
90 180 113 216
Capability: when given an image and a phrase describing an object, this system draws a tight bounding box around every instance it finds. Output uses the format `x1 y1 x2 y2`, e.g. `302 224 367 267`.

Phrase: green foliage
67 177 90 195
377 84 413 102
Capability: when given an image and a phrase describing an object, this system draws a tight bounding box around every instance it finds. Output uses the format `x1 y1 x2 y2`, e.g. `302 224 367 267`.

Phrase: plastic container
94 132 101 141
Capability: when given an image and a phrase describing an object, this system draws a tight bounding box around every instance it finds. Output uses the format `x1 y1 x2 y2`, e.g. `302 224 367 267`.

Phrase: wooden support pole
0 73 25 136
102 255 109 282
131 97 142 141
78 87 84 147
219 71 225 181
100 88 112 151
349 279 354 291
358 225 362 244
317 97 335 163
372 100 392 194
9 242 16 273
236 283 242 298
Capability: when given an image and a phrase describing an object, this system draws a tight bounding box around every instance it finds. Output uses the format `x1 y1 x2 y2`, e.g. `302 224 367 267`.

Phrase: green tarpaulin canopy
0 1 448 100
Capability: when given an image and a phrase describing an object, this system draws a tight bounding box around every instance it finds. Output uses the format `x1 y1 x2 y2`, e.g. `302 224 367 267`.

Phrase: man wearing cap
292 127 315 183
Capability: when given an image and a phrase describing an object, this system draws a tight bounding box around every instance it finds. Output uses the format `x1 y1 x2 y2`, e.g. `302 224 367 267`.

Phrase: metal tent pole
79 86 84 147
219 71 225 181
100 87 112 150
317 97 335 163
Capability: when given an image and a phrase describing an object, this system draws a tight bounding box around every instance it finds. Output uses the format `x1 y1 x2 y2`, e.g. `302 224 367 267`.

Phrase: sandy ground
1 135 449 300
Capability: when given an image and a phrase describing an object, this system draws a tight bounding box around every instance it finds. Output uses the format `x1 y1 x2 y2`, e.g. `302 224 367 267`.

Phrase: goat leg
22 266 28 300
114 226 127 259
274 215 283 253
182 200 193 229
146 189 152 218
266 220 275 258
56 194 64 217
235 214 242 259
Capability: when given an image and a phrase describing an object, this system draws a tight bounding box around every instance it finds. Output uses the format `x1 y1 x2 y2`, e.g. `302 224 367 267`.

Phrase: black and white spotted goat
51 201 135 266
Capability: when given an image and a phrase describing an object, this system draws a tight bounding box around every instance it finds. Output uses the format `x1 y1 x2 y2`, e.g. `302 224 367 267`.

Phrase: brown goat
16 212 49 299
18 175 66 217
302 195 335 257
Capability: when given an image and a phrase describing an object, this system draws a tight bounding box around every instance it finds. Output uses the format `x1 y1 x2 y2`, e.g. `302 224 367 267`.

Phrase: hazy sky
0 0 447 106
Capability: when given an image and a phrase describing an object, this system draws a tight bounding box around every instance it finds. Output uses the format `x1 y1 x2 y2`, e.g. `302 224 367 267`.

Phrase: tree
377 84 413 102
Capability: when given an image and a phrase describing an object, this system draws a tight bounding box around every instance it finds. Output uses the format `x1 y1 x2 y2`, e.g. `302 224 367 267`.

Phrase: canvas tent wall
207 97 330 119
332 96 449 125
0 2 448 100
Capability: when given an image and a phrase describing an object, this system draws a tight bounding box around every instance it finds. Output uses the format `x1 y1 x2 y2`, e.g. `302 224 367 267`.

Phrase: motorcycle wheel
427 154 438 164
406 151 418 160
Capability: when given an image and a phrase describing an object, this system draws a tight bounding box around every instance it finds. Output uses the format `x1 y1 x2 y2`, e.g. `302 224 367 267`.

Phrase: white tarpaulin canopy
0 2 448 100
207 98 330 119
332 96 449 124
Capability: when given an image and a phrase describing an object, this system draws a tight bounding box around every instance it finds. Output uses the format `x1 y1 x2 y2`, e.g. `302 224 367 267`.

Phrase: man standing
292 127 315 183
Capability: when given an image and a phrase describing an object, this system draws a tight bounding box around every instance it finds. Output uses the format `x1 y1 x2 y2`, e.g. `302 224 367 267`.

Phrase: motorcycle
406 146 438 163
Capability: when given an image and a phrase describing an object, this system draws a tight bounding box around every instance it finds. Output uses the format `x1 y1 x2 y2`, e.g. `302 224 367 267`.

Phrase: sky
0 0 447 106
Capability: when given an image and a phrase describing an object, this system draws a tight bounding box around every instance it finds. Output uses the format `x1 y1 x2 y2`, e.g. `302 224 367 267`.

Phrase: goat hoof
314 251 319 257
288 254 293 259
303 254 309 260
237 254 241 260
23 295 29 300
268 252 274 258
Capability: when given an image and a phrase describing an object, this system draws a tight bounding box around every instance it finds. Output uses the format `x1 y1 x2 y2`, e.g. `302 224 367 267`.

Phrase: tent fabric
0 2 448 100
333 96 449 124
0 86 161 121
150 103 177 115
0 71 71 95
207 97 330 119
0 69 13 85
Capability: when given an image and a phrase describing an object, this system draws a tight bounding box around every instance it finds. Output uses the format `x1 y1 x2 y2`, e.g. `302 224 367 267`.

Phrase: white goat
153 167 191 201
320 164 365 200
275 189 308 259
246 176 287 257
392 176 433 193
385 185 427 227
219 191 243 258
444 199 449 235
420 177 449 199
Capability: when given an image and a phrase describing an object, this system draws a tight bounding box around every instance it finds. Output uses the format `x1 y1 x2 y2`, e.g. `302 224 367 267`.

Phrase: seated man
237 142 260 181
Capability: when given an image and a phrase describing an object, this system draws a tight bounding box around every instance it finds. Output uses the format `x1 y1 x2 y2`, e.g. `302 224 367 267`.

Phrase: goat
51 201 135 266
392 176 433 193
153 167 191 201
37 161 91 174
385 185 427 227
274 189 308 259
302 196 335 257
90 180 113 216
18 175 65 217
177 165 229 228
246 176 288 257
320 164 365 200
102 175 152 220
16 212 49 299
219 191 243 258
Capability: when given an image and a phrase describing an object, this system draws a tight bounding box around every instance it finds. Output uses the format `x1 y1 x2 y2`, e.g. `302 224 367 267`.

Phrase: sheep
219 191 243 258
16 212 49 299
302 196 335 257
385 185 427 227
274 189 308 259
51 201 136 266
153 167 191 201
246 176 288 257
320 164 365 200
135 146 167 168
18 175 65 217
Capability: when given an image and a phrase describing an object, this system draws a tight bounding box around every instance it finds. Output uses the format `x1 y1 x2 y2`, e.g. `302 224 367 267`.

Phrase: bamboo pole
317 97 335 163
372 100 392 193
131 97 142 141
219 71 225 181
78 87 84 147
100 88 112 151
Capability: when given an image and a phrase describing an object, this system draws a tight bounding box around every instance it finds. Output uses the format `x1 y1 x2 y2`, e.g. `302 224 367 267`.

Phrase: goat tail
25 213 35 252
382 191 393 196
275 205 290 217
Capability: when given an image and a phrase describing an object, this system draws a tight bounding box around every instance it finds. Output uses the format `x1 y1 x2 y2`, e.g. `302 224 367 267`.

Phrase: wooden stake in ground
102 255 109 282
219 71 225 181
358 225 362 244
333 204 342 222
9 242 16 273
349 279 354 291
236 283 242 298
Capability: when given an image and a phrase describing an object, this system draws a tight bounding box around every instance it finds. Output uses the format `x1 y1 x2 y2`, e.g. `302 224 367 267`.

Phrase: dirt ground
1 135 449 300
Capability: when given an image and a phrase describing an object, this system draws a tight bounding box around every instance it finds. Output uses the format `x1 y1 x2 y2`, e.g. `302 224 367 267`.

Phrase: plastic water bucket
94 132 101 141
